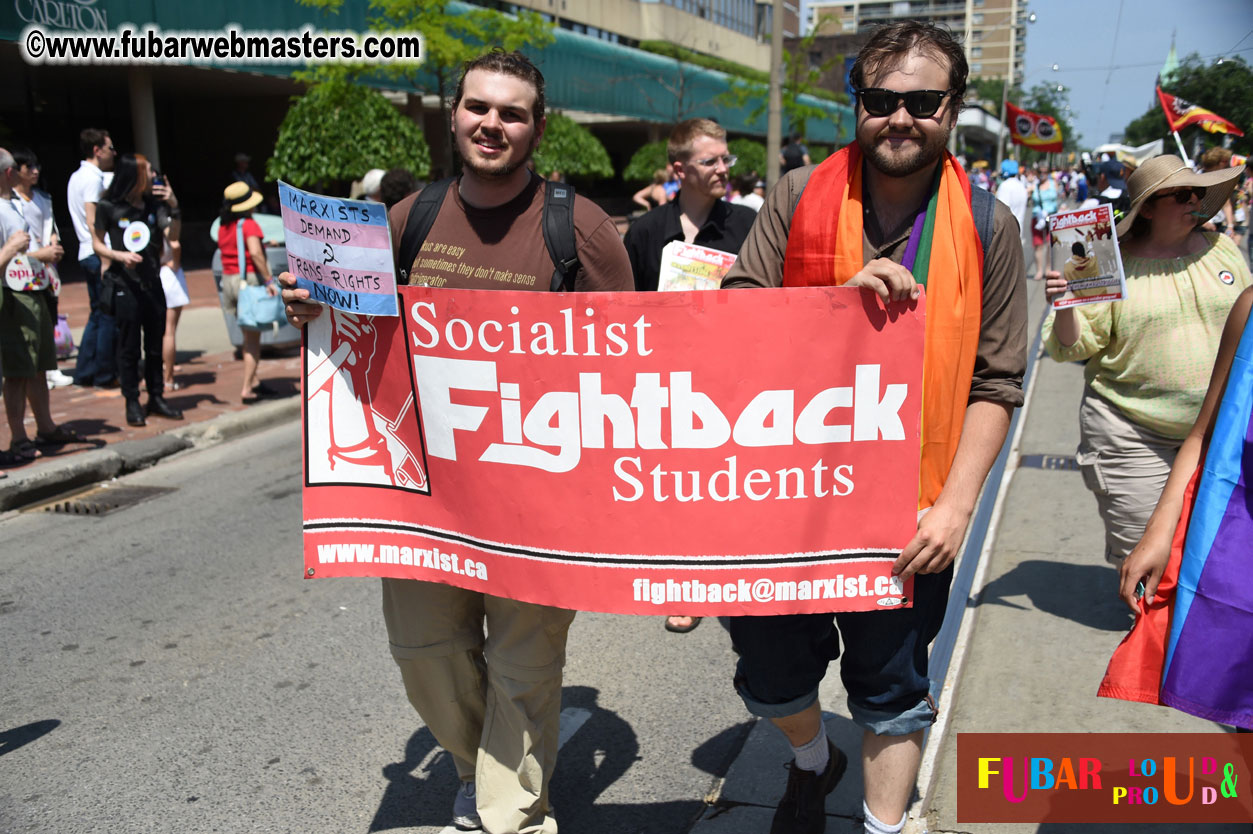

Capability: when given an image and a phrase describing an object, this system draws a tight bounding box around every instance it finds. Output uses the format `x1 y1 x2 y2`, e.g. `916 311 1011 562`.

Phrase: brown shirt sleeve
572 197 634 292
722 167 814 289
721 165 1027 406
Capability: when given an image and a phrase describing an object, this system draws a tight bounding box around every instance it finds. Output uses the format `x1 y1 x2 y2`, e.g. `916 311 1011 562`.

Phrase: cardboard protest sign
1048 204 1127 309
657 241 738 291
278 181 398 316
302 285 926 615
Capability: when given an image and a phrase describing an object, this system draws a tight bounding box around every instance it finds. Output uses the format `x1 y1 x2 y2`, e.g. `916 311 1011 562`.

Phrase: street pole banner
302 285 925 615
278 181 399 316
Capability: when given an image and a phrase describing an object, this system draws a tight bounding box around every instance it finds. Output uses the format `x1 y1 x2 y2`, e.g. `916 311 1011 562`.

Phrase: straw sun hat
1115 154 1245 236
222 181 263 213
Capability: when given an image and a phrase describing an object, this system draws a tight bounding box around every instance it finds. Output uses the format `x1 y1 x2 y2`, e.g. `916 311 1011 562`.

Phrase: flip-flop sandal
35 425 86 446
664 616 702 634
8 439 41 461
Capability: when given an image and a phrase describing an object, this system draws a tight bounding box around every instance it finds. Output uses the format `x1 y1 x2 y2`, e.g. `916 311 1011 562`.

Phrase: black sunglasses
1153 187 1206 204
855 87 953 118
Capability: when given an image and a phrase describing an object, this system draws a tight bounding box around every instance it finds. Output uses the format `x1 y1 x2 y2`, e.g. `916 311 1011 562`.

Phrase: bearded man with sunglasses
721 21 1027 834
624 118 757 294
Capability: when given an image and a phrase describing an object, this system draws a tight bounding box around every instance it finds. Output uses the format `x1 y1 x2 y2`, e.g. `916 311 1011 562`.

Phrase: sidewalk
1 270 301 485
919 280 1247 833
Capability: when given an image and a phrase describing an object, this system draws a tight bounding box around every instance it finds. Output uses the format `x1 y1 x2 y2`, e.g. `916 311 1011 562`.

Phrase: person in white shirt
994 158 1027 230
67 128 117 388
9 147 72 388
0 148 84 464
730 173 765 212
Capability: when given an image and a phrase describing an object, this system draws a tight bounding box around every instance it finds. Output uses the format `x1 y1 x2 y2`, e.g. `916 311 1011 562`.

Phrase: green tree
718 27 845 138
268 79 430 192
728 138 766 178
1012 82 1078 165
299 0 555 170
532 113 613 180
624 140 669 182
1122 54 1251 157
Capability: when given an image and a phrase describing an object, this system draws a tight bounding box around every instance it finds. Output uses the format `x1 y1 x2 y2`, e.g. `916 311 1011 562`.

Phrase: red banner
1157 86 1245 137
301 286 925 615
1006 102 1064 152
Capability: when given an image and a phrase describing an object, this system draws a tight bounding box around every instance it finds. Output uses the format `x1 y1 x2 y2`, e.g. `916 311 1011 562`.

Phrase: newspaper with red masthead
1048 203 1128 309
657 240 738 291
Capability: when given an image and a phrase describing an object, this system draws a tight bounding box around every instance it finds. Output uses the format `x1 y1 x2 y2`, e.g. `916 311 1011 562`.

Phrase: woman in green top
1042 155 1249 564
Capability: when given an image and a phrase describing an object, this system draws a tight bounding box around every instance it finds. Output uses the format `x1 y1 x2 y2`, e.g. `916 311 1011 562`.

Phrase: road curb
0 396 300 512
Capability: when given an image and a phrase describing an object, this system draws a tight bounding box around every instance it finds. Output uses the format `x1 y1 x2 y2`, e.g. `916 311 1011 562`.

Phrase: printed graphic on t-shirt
407 238 542 290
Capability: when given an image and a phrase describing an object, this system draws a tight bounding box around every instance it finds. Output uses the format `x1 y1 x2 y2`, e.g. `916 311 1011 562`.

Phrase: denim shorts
729 565 952 736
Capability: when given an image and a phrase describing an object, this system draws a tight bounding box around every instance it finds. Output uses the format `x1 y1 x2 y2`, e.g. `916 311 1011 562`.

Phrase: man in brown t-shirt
720 22 1027 834
282 50 632 834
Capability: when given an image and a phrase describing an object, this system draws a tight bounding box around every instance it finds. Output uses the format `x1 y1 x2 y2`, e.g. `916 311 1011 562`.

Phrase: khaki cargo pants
381 578 575 834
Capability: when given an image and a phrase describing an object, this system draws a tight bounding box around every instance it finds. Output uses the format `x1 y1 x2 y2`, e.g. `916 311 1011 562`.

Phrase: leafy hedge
533 113 614 179
268 80 430 191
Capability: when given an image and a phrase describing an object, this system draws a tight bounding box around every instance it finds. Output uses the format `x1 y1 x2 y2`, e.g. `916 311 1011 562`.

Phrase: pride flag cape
1099 311 1253 729
782 143 984 509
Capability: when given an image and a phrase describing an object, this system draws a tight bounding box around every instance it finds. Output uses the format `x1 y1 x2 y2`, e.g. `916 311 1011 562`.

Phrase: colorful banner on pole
1006 102 1064 152
278 181 398 316
1156 86 1245 137
302 286 927 616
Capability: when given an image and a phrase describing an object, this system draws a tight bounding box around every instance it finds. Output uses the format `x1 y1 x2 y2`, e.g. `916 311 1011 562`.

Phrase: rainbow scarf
1099 311 1253 729
782 143 985 509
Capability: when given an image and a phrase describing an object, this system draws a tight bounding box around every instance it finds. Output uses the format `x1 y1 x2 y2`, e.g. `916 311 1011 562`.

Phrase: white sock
863 801 906 834
789 727 830 773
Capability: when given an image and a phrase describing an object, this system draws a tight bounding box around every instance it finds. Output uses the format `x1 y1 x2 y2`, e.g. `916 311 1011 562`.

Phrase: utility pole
766 0 784 192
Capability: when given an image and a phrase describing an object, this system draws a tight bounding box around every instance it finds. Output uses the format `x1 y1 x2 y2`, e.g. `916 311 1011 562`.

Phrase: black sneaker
769 738 848 834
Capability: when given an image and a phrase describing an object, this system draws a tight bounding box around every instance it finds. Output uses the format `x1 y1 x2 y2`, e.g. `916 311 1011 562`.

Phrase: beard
857 124 949 178
457 131 535 180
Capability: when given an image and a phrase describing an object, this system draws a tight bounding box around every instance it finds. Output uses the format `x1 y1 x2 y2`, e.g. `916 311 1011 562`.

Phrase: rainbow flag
1159 312 1253 727
1099 310 1253 729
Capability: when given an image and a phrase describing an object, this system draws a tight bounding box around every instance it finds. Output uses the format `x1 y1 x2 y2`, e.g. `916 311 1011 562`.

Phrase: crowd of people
3 19 1250 833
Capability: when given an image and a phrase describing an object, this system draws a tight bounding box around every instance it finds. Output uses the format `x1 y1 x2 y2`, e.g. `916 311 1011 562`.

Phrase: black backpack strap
397 176 457 283
542 181 580 292
970 185 996 275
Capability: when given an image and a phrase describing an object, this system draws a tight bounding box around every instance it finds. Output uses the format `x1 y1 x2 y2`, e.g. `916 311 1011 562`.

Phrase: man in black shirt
624 119 757 293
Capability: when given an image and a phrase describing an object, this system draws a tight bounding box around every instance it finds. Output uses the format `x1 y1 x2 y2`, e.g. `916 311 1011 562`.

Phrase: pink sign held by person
279 181 398 317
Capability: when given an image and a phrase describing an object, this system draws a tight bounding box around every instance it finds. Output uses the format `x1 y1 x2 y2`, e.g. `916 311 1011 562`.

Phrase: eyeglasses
692 154 738 169
855 87 953 118
1152 187 1206 204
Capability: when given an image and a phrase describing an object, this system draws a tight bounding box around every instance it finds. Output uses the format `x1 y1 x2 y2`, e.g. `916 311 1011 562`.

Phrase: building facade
805 0 1029 85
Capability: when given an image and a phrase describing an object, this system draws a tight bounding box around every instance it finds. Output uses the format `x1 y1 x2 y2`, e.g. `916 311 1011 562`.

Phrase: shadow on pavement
978 559 1131 632
0 719 60 758
369 685 726 833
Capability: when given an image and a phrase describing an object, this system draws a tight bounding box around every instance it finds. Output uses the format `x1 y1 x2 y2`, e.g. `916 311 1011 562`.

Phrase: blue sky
1021 0 1253 147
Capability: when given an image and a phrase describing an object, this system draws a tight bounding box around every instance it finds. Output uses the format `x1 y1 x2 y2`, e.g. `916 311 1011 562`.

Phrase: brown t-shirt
723 165 1028 407
389 174 632 292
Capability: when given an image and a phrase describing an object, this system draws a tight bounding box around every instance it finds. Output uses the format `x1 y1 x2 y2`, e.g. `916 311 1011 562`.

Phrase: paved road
0 421 756 834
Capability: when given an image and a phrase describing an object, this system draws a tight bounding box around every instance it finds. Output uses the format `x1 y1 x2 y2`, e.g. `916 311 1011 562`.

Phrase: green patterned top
1043 232 1251 439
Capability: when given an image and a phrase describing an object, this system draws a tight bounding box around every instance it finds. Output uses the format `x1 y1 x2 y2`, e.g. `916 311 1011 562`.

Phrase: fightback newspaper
1048 204 1127 309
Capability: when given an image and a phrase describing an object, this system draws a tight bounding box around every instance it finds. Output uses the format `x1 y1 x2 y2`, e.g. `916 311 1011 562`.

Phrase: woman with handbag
217 182 278 403
91 153 182 428
1042 154 1250 565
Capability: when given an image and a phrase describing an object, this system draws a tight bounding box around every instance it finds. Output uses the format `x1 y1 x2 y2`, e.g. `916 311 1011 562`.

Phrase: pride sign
278 181 398 317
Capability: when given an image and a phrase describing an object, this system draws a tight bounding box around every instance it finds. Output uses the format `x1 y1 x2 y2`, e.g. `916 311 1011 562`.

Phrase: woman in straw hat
218 181 276 403
1041 154 1250 566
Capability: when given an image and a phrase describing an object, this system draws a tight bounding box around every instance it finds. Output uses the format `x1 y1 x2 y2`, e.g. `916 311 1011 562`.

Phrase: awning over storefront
2 0 851 142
